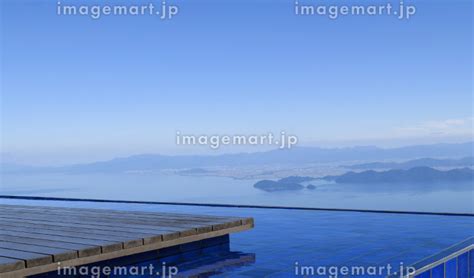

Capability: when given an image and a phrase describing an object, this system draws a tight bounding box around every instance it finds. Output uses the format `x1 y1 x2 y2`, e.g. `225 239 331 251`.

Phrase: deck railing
391 237 473 278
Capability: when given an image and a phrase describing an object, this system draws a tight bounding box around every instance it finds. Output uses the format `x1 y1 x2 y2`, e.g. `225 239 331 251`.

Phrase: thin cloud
393 118 474 137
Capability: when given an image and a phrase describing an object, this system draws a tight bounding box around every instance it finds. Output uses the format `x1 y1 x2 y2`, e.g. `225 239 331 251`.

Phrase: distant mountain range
344 157 474 170
325 167 474 184
2 142 473 174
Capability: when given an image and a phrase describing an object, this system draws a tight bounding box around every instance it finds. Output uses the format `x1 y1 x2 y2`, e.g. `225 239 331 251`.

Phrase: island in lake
254 180 304 192
253 167 474 192
324 167 474 184
253 176 316 192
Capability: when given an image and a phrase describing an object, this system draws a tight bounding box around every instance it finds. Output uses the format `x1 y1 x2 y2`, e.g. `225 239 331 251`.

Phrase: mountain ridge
344 156 474 170
2 142 473 174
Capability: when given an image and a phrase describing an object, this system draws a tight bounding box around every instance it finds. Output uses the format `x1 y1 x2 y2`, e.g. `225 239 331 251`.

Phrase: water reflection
32 236 256 278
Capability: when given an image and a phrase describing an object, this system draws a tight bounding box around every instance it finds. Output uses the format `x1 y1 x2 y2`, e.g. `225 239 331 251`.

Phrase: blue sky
1 0 472 165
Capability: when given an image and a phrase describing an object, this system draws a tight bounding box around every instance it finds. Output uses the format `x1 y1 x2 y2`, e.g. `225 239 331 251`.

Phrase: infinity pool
1 198 472 277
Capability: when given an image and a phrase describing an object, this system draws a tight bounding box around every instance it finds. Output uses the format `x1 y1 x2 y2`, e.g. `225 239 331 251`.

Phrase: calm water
0 173 473 213
1 198 473 277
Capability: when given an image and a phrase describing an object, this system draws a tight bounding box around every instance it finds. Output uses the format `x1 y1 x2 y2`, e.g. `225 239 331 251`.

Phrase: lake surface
0 173 472 213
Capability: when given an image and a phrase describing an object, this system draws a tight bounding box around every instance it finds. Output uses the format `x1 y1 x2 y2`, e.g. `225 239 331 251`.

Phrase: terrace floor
0 204 253 277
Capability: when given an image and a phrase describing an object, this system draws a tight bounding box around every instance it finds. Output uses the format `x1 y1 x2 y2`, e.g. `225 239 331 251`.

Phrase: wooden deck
0 204 254 277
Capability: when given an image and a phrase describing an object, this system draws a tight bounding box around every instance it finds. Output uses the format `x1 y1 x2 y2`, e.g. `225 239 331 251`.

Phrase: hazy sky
1 0 473 165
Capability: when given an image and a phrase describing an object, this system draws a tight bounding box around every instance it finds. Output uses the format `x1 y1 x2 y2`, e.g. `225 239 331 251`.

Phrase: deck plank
0 256 25 273
0 230 123 253
0 241 77 262
0 248 52 268
0 223 144 249
0 235 101 257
